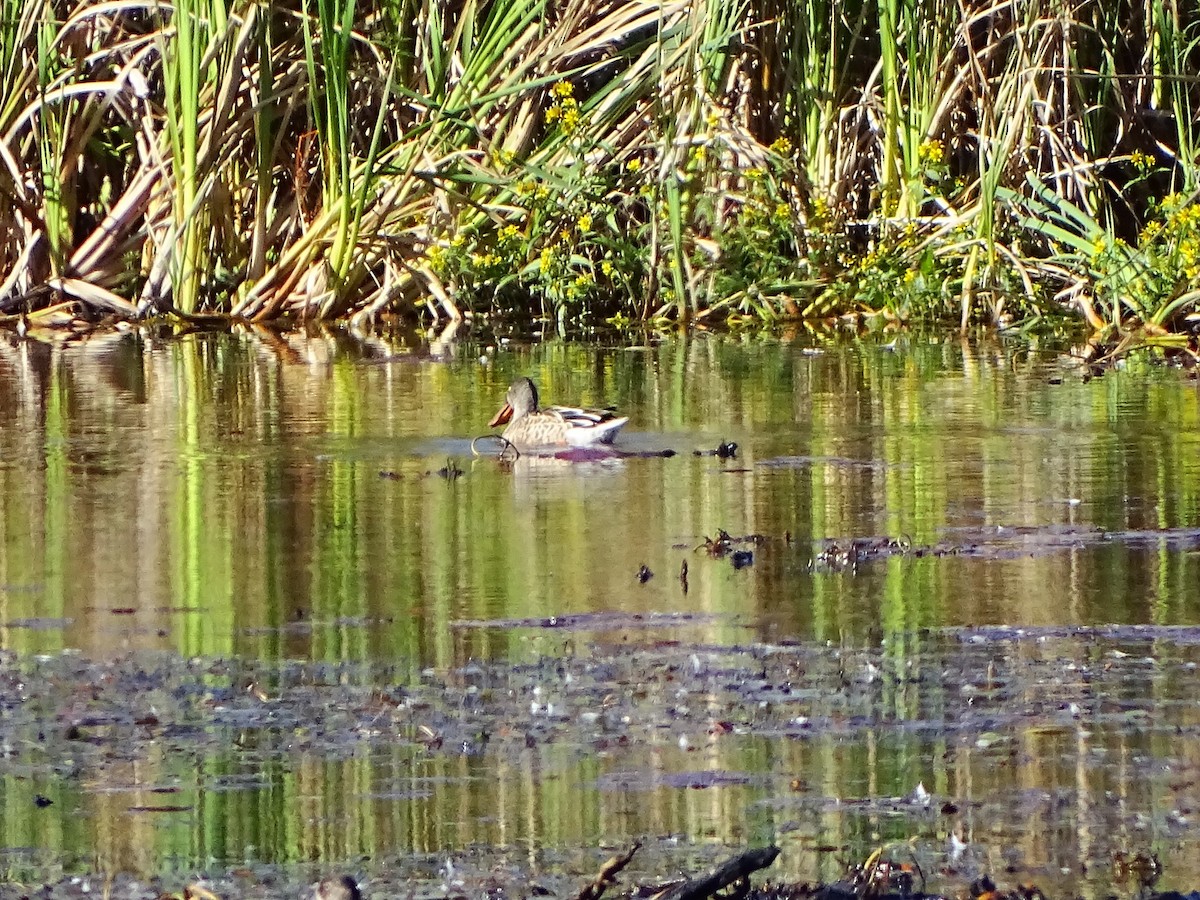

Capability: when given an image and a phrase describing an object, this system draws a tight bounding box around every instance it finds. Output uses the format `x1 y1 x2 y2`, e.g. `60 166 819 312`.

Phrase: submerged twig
470 435 520 459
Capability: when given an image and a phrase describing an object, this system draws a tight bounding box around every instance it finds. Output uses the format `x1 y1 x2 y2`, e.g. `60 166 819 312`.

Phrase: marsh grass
0 0 1198 335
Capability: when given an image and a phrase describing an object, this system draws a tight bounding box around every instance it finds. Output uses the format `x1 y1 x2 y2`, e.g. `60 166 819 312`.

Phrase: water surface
0 326 1197 896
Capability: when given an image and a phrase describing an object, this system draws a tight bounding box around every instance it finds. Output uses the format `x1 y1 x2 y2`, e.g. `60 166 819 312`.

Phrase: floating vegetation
2 628 1200 894
698 528 772 558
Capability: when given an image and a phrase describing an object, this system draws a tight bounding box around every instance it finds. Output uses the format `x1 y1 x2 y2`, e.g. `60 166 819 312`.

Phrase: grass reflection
0 330 1199 888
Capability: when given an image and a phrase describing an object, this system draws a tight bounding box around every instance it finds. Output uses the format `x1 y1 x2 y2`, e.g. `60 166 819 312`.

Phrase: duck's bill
488 403 513 427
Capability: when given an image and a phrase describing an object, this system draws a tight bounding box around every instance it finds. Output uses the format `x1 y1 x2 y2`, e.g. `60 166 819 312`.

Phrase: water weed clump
0 0 1198 340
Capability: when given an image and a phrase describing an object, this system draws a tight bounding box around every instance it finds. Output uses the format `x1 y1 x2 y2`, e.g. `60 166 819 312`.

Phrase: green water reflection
0 327 1199 893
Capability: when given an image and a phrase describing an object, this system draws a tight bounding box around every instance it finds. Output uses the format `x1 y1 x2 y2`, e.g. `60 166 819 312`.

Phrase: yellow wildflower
539 247 554 274
601 260 615 277
769 137 792 156
626 158 641 173
577 213 593 233
918 139 945 165
551 80 573 99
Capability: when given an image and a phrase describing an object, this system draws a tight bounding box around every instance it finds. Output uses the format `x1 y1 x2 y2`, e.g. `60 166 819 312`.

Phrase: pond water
0 325 1198 898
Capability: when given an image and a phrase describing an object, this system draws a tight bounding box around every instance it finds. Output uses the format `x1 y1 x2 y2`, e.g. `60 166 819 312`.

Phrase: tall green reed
1 0 1198 332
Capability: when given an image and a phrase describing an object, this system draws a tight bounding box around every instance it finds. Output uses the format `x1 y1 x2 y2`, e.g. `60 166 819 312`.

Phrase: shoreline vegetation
1 0 1198 346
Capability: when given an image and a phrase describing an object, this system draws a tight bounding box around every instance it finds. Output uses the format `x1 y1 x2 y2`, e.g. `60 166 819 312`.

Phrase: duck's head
488 377 539 427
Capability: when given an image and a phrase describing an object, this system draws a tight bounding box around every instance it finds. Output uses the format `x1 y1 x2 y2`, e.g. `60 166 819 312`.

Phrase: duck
488 377 628 450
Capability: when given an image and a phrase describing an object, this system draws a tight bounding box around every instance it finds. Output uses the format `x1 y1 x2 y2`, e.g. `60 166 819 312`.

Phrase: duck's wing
543 405 629 446
546 404 622 428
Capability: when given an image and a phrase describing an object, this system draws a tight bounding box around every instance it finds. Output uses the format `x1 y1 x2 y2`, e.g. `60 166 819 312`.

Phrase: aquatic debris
698 528 770 557
731 550 754 569
694 441 738 459
637 565 653 583
575 840 640 900
574 847 1090 900
680 559 689 593
416 724 443 750
768 856 1059 900
699 529 735 556
434 459 463 479
244 680 270 702
315 875 363 900
653 845 780 900
813 536 913 572
967 875 1047 900
1112 850 1161 889
452 610 724 631
6 635 1200 898
808 523 1189 573
907 781 931 807
182 884 222 900
470 433 518 459
843 848 923 899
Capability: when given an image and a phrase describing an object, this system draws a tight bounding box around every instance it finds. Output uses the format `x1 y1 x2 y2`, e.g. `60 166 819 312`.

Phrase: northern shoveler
488 377 627 450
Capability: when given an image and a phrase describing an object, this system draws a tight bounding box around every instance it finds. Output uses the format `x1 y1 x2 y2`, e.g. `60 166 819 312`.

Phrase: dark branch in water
651 846 781 900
